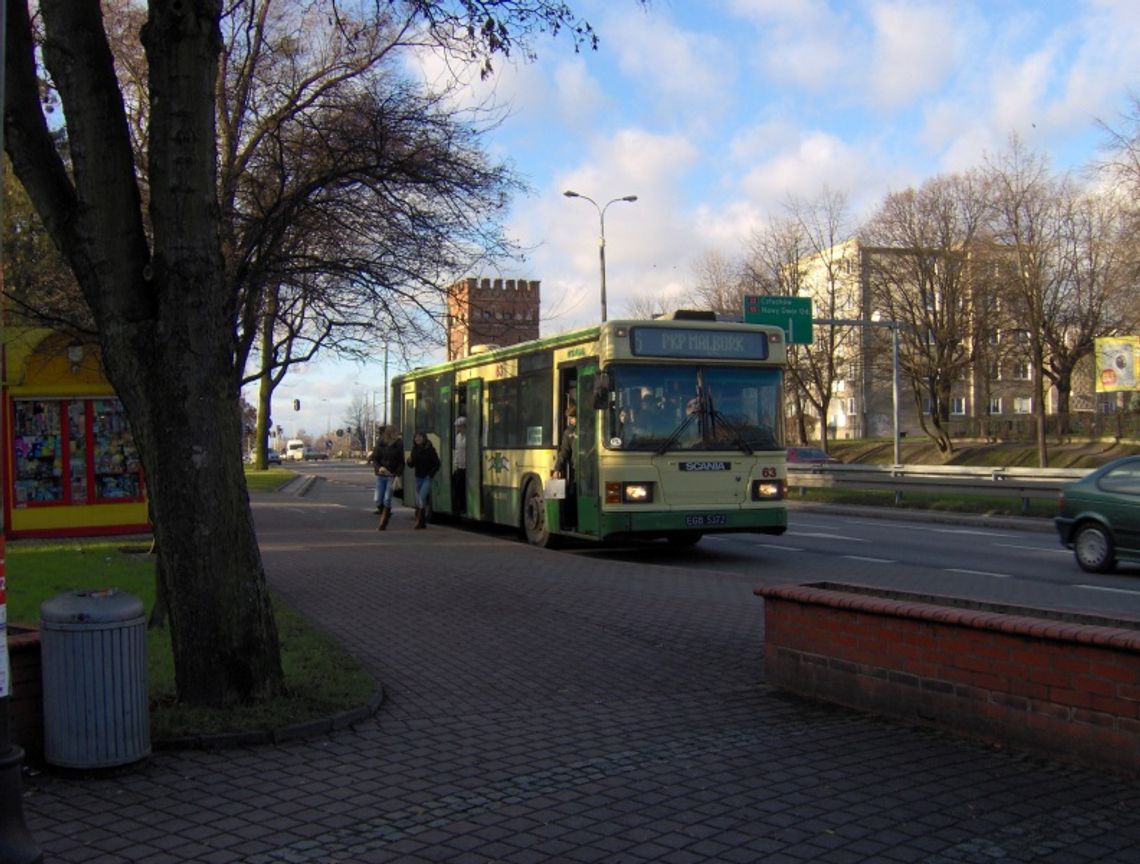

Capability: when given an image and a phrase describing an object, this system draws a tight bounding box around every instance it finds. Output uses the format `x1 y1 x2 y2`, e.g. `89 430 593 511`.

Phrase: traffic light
293 399 300 411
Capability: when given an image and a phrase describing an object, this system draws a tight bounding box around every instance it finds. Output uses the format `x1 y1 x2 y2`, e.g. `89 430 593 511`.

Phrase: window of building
1012 360 1031 381
951 397 966 415
988 397 1002 415
1014 396 1032 414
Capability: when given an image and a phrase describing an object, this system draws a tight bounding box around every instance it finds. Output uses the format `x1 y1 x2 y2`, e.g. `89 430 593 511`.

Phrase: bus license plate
685 514 727 527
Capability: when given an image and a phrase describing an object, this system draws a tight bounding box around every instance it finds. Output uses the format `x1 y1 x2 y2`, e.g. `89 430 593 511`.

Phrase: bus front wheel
522 479 556 547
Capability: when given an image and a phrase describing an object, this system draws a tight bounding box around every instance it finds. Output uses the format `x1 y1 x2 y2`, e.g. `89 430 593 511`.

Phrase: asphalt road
299 461 1140 622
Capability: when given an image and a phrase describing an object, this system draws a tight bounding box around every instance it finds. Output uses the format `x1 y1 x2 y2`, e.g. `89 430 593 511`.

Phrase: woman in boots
371 428 404 530
407 431 440 529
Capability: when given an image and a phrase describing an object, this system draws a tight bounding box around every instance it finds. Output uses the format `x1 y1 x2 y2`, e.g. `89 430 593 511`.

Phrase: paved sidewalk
20 480 1140 863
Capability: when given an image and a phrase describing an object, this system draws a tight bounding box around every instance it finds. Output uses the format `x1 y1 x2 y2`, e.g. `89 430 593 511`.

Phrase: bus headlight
606 482 654 504
751 480 784 501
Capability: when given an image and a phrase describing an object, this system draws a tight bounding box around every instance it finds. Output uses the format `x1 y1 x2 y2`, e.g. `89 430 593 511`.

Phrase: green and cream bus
392 311 788 546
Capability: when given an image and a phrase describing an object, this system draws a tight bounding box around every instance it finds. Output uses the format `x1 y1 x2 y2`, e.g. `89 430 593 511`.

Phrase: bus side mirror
592 372 611 409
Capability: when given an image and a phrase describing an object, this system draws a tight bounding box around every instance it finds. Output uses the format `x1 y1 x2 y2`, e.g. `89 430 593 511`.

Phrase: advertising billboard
1095 336 1139 393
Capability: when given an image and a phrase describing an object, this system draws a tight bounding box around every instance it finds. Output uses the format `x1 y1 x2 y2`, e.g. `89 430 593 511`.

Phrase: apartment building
793 239 1084 442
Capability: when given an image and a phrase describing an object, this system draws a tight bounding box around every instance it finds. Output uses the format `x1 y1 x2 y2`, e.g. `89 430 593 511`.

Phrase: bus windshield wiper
656 414 696 455
709 409 753 455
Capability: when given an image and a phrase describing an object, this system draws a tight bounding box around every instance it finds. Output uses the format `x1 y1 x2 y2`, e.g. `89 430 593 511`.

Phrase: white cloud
726 0 832 25
551 58 610 127
602 5 737 127
726 0 856 92
739 131 864 203
866 1 966 109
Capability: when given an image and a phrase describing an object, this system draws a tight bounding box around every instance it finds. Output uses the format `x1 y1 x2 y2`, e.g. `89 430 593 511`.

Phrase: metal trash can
40 589 150 769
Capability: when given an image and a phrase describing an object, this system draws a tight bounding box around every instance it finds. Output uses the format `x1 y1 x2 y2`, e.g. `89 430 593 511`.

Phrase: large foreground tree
4 0 608 707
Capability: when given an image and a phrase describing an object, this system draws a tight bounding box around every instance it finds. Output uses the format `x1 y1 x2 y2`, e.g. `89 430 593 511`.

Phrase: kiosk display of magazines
3 329 149 538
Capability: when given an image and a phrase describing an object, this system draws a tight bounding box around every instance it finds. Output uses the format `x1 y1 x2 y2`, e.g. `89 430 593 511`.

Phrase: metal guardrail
786 463 1089 513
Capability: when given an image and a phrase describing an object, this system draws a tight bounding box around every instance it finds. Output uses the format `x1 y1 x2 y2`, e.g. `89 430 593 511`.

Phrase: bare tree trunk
1032 345 1049 467
7 0 284 706
253 288 279 469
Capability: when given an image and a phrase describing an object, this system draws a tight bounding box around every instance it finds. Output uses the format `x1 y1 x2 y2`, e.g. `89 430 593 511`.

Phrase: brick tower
447 277 541 360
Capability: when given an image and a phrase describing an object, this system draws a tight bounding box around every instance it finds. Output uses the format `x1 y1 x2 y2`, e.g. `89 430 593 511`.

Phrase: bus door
401 395 415 510
464 380 483 520
436 384 453 513
574 370 599 535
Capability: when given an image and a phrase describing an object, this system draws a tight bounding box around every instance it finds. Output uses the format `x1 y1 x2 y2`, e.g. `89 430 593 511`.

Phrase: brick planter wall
755 583 1140 775
7 624 43 765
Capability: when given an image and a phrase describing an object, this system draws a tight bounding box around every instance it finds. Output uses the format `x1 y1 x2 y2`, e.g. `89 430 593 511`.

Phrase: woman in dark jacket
407 432 440 529
368 429 404 530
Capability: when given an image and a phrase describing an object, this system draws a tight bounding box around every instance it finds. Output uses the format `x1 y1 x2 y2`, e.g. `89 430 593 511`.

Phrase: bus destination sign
631 327 768 360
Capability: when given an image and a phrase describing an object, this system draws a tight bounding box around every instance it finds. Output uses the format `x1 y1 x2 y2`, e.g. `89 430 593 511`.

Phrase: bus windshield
604 364 783 453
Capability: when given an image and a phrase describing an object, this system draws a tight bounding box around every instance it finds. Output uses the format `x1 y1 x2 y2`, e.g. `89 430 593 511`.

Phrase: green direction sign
743 295 813 344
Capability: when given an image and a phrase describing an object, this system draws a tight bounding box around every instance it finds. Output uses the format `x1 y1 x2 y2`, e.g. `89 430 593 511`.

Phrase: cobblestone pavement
19 477 1140 863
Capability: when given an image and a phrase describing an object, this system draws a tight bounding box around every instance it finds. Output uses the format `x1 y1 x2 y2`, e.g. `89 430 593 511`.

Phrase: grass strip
6 539 374 741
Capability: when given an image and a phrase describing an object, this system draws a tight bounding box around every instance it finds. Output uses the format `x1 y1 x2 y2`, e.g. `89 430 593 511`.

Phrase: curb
285 474 319 497
153 686 385 753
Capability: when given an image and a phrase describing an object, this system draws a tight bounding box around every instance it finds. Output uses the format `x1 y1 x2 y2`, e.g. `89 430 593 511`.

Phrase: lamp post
563 190 638 323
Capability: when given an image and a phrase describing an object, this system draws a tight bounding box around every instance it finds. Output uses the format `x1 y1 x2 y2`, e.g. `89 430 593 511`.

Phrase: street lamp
563 190 638 323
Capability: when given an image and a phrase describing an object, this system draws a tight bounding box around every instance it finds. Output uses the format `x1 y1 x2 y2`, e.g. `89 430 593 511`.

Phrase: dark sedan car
1055 456 1140 573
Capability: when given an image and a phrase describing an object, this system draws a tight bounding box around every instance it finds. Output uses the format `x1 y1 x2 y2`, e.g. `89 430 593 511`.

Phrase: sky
270 0 1140 441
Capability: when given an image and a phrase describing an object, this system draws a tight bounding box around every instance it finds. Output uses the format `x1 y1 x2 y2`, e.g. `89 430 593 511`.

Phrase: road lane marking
993 542 1066 554
831 518 1006 537
946 568 1011 579
1075 584 1140 598
789 531 869 542
843 555 894 564
706 536 805 552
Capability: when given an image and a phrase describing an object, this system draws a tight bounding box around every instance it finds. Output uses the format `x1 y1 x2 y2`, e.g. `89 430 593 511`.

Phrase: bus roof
393 316 783 383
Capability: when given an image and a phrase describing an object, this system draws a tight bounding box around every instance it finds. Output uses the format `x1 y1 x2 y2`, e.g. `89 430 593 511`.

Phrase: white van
284 439 306 461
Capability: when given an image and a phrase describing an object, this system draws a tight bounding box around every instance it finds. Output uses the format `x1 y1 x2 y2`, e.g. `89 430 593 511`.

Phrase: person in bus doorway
551 399 576 480
551 399 577 529
452 416 467 515
408 431 440 530
370 427 404 530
